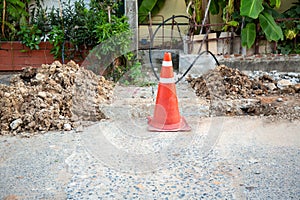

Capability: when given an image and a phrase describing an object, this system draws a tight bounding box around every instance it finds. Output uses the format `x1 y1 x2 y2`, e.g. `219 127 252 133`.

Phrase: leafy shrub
277 0 300 54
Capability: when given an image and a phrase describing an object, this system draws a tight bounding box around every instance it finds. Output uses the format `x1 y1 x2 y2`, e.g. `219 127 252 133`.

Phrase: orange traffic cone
148 52 191 132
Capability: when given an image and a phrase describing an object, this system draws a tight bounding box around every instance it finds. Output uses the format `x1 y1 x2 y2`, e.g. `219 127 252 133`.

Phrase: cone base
147 116 191 132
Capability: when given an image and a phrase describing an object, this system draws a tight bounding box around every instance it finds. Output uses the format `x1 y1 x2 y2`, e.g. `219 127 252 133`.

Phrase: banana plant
210 0 283 48
240 0 283 48
209 0 239 31
185 0 203 25
222 0 239 31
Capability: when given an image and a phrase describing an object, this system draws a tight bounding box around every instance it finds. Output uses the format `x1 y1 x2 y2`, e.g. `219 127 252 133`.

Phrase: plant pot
217 32 240 55
0 41 54 71
186 33 218 54
0 41 89 71
258 40 275 54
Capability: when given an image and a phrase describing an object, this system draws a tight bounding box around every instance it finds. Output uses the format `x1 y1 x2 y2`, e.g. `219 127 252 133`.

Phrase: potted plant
0 0 140 83
0 0 48 70
1 0 62 70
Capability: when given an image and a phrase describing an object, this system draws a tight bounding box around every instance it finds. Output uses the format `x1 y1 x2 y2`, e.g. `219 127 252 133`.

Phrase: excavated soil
1 62 299 136
0 61 113 136
186 65 300 120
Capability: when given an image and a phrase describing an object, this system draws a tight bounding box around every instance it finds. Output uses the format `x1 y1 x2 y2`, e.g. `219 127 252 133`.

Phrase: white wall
138 0 189 45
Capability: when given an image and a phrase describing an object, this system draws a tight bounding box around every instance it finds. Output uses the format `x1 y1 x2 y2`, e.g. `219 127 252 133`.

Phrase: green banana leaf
151 0 165 17
240 0 264 19
241 22 256 48
138 0 165 23
259 11 283 42
209 0 220 15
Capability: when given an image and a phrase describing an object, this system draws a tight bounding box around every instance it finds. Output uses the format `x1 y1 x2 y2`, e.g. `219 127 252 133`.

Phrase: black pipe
148 15 220 84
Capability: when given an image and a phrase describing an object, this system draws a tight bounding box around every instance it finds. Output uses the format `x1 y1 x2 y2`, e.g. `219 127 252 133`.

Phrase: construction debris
0 60 114 136
187 65 300 119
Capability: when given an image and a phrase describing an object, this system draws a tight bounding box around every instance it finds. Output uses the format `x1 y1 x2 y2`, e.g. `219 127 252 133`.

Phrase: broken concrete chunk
264 83 277 91
35 73 46 81
0 60 114 136
38 91 47 99
294 84 300 93
277 79 292 90
63 123 72 131
10 119 23 130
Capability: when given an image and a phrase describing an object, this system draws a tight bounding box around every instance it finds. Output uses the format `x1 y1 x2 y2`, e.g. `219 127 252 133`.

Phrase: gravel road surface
0 85 299 200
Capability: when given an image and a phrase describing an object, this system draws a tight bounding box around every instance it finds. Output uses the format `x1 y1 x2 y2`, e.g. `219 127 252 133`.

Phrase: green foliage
210 0 239 32
120 60 147 86
138 0 166 23
194 0 203 29
1 0 30 40
89 2 134 82
258 11 283 41
241 23 256 48
17 24 42 50
210 0 284 49
1 0 139 84
240 0 264 19
278 41 300 54
29 0 51 34
48 26 64 58
209 0 226 15
94 14 131 52
222 20 239 31
277 0 300 54
284 0 300 18
223 0 234 20
128 61 143 84
239 0 283 48
209 0 220 15
270 0 281 8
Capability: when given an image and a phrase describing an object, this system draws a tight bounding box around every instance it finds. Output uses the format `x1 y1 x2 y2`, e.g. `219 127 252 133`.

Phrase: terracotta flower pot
0 41 89 71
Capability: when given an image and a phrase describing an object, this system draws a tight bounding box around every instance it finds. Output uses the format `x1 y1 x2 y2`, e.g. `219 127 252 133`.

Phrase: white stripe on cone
160 77 175 84
162 61 173 67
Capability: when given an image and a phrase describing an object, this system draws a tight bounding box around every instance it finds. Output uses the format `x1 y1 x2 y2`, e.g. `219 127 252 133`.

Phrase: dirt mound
0 61 114 136
187 65 300 119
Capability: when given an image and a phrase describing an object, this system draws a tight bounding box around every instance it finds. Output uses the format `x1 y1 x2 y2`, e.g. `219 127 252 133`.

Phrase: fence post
125 0 138 53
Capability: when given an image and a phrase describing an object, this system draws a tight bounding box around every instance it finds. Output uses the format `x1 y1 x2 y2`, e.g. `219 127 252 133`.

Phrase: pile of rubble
0 61 114 136
187 65 300 119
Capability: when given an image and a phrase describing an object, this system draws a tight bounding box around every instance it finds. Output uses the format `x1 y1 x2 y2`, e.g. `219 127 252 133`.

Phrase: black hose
148 15 220 84
149 15 190 81
175 50 220 84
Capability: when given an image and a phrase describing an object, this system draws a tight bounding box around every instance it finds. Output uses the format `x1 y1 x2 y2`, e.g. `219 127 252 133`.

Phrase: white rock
277 98 283 102
19 87 27 94
49 64 57 74
35 73 45 80
38 91 47 98
277 79 292 90
10 119 23 130
270 70 277 75
264 83 277 91
63 123 72 131
287 72 298 77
